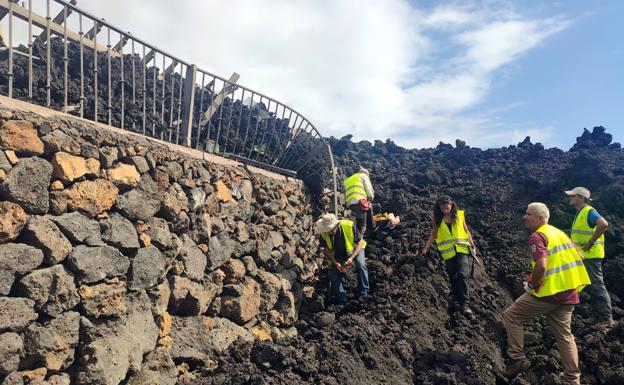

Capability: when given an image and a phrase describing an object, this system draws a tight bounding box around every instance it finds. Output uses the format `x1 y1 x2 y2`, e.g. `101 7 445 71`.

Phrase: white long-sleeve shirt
346 172 375 206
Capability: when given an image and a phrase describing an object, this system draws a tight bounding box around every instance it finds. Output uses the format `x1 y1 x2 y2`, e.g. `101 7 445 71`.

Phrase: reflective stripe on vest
434 210 470 260
343 173 367 206
320 220 367 257
570 205 605 259
533 224 591 297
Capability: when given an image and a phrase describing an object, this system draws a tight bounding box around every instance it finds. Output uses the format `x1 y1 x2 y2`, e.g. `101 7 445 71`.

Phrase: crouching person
316 213 369 304
502 202 590 385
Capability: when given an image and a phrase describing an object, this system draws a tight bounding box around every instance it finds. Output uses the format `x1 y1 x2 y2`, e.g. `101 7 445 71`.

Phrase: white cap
565 186 591 199
315 213 339 234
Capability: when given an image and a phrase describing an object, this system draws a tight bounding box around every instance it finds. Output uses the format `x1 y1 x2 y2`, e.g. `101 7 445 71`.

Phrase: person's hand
334 262 346 273
523 281 536 295
344 256 355 267
420 248 429 257
471 246 478 256
582 243 592 252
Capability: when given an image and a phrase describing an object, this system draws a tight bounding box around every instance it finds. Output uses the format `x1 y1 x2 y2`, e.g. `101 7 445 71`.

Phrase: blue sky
73 0 624 150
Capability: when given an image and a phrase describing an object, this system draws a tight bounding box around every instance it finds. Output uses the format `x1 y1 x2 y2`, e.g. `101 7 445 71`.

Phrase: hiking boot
502 358 530 378
462 305 474 318
593 318 615 332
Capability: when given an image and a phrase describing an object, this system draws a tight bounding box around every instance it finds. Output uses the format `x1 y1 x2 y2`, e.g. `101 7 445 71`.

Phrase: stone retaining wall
0 105 321 385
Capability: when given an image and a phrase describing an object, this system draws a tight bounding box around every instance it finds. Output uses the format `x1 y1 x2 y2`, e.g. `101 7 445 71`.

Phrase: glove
523 281 536 295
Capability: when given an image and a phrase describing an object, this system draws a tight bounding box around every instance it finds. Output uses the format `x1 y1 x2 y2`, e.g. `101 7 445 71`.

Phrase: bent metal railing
0 0 339 213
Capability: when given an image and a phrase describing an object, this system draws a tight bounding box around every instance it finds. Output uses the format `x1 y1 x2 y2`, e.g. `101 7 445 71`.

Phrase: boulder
18 265 80 316
168 272 223 316
129 246 167 290
0 201 28 243
143 217 171 250
0 332 23 375
41 129 82 155
100 213 140 250
22 311 80 372
21 216 72 265
0 151 11 171
215 180 233 202
115 188 162 222
147 281 170 316
256 270 282 313
0 120 44 155
0 243 44 295
179 234 207 281
0 157 52 214
169 316 253 361
105 163 140 188
0 297 38 332
222 258 246 284
125 347 177 385
65 179 119 218
188 188 206 211
220 277 261 324
76 291 159 385
129 156 150 174
99 147 119 169
78 278 127 318
66 245 130 284
50 212 103 246
51 152 99 183
160 183 188 220
207 232 235 271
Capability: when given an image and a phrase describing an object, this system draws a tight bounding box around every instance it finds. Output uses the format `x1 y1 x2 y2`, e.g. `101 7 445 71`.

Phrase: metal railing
0 0 338 213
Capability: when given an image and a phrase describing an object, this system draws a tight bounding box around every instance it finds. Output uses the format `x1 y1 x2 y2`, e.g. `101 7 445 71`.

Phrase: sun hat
315 213 339 234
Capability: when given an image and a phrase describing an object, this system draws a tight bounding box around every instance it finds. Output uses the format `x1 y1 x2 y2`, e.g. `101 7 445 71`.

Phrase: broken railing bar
160 54 165 139
45 0 51 107
120 31 125 129
92 19 98 121
246 95 264 159
27 0 32 99
107 27 112 125
142 44 146 134
268 109 293 162
231 88 246 155
275 117 306 167
194 72 206 149
240 92 255 157
78 13 83 117
281 125 312 170
113 33 130 52
34 0 76 45
221 87 238 156
175 64 184 144
0 0 17 20
62 4 68 110
7 0 12 97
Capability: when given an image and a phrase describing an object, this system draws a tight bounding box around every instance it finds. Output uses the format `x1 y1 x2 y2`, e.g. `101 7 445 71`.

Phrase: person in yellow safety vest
343 167 375 237
316 213 369 305
502 203 590 384
565 186 613 331
421 195 478 317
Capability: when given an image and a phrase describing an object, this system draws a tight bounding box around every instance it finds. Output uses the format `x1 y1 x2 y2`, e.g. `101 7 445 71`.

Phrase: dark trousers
445 252 471 306
349 203 375 237
583 258 612 320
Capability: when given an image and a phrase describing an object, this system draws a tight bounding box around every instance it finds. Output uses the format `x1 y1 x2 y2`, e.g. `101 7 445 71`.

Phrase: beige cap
359 167 369 175
565 186 591 199
315 213 339 234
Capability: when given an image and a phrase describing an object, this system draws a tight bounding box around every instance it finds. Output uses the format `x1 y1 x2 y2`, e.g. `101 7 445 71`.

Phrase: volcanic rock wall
0 103 322 385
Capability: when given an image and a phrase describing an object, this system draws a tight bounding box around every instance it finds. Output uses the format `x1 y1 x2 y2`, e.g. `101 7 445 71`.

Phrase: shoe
593 318 615 332
462 305 474 318
502 358 530 378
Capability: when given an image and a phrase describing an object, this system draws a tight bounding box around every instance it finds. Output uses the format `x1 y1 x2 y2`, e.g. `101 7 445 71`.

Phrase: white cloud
74 0 570 148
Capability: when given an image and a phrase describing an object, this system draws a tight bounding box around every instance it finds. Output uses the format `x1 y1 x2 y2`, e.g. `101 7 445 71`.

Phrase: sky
17 0 624 150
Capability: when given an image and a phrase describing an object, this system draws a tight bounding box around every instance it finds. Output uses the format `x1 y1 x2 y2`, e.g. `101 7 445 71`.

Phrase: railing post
180 64 197 147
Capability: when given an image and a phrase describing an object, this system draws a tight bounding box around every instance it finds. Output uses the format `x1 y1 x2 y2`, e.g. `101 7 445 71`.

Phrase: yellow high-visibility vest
571 205 605 259
343 173 367 207
320 220 367 263
533 224 591 297
435 210 471 260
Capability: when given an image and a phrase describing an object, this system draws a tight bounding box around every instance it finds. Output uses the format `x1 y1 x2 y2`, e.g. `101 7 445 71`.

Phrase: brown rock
50 180 64 191
22 311 80 372
4 150 18 165
0 169 5 183
222 259 246 284
147 281 171 316
158 311 172 338
215 180 233 202
250 322 273 342
139 233 152 247
78 278 127 318
0 120 44 155
51 152 99 183
220 277 261 324
21 216 72 265
105 163 140 188
0 201 29 243
65 179 119 218
169 272 223 316
152 168 170 191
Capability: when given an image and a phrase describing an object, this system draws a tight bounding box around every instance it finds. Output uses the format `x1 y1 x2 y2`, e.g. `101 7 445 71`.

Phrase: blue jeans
583 258 612 320
330 249 369 304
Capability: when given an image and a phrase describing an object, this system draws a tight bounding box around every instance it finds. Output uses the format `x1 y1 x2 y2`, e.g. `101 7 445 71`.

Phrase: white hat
315 213 339 234
565 186 591 199
359 167 369 175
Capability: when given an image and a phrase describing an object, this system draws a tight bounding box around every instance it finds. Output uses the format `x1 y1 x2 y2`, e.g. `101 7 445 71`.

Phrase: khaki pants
503 293 580 385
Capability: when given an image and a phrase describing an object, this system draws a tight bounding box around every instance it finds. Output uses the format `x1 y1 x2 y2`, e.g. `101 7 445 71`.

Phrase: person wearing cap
316 213 369 304
343 167 375 237
502 203 590 383
565 186 613 330
421 195 477 317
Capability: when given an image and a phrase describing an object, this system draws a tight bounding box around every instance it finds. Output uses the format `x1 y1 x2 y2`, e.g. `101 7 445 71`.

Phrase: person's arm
361 174 374 201
344 239 365 266
527 232 548 292
320 237 344 272
583 216 609 252
530 256 547 287
420 224 438 256
463 217 478 255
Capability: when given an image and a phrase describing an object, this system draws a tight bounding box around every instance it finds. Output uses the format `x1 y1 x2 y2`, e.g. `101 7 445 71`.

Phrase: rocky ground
186 128 624 385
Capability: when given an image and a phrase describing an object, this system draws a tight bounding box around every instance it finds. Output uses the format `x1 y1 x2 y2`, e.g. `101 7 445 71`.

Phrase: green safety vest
320 220 367 265
435 210 471 260
533 224 591 297
343 173 367 207
570 205 605 259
